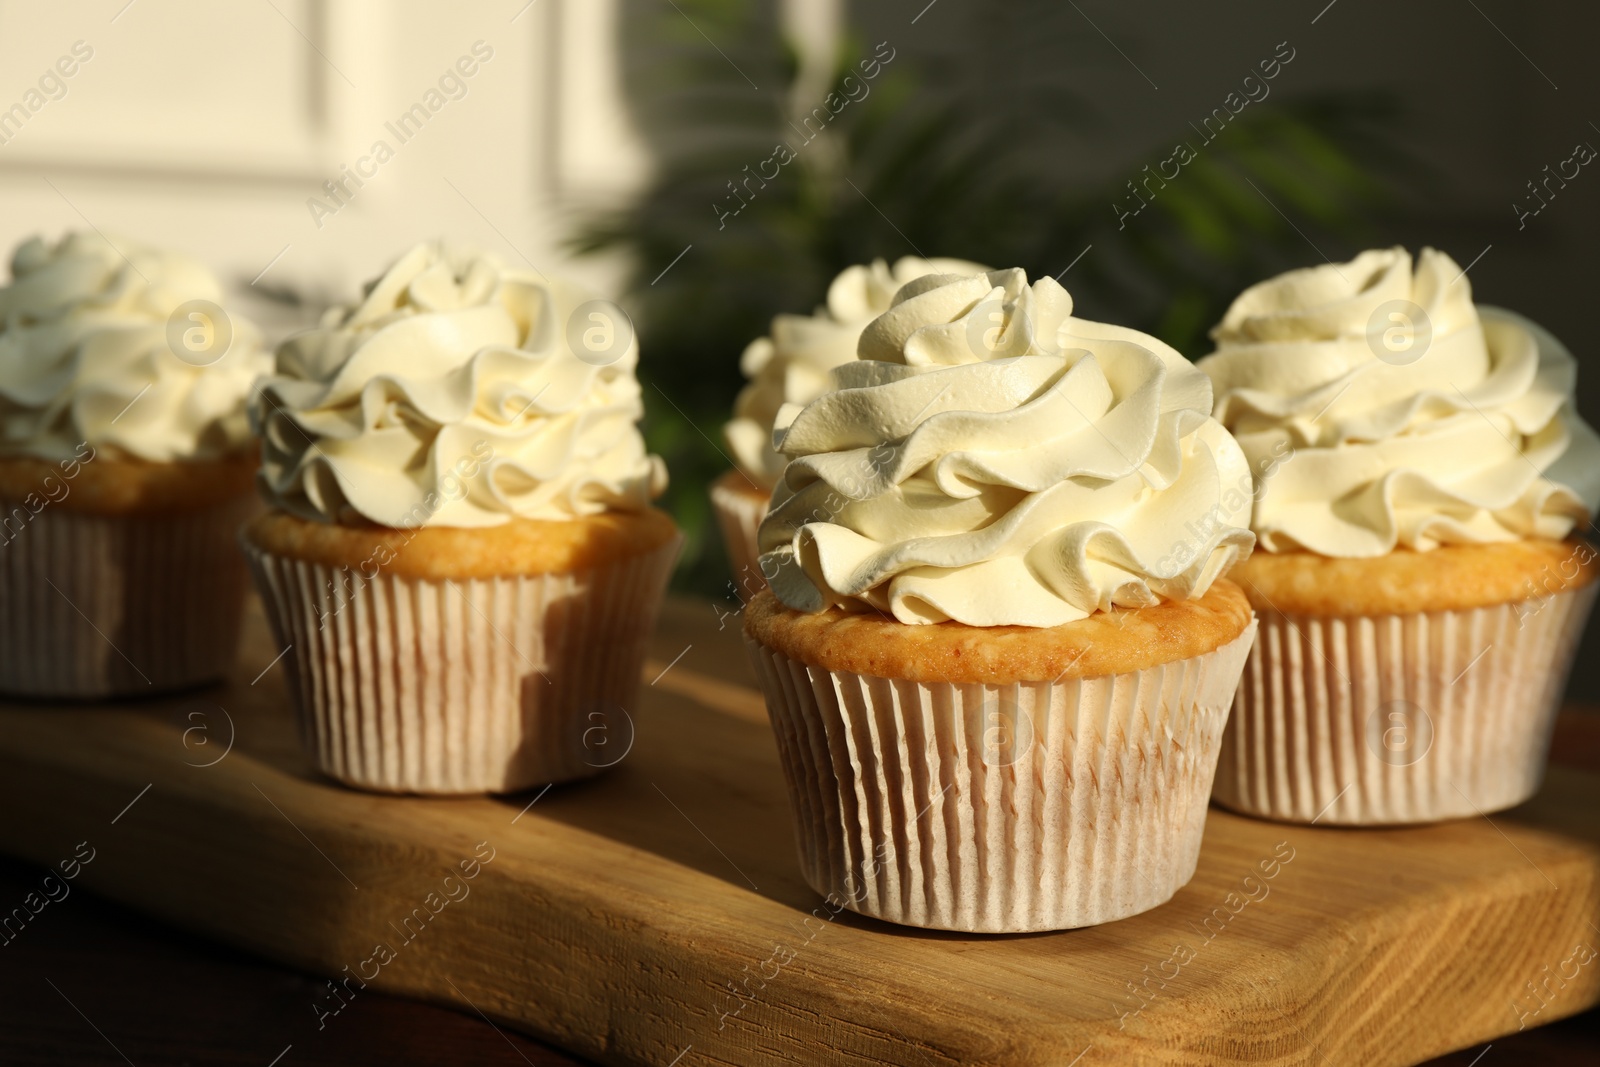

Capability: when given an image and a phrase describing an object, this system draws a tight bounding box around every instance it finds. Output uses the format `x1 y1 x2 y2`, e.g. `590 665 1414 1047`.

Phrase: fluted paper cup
1213 585 1597 825
0 495 256 698
244 535 680 795
710 470 769 597
743 623 1256 933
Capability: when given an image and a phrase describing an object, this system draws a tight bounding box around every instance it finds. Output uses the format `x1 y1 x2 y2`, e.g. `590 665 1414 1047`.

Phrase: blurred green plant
571 0 1404 597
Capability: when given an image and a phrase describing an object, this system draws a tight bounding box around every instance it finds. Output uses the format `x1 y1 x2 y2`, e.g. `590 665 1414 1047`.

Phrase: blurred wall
0 0 650 336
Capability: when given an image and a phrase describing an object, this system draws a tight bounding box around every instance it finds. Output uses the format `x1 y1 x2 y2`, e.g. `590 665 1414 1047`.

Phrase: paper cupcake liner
710 472 769 598
743 622 1257 933
0 495 256 698
1213 583 1597 825
244 534 680 795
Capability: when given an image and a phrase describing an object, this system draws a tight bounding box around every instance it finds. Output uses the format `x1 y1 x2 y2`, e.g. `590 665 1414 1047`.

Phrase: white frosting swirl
0 231 268 462
725 256 987 489
1199 247 1600 556
758 268 1255 627
255 242 666 527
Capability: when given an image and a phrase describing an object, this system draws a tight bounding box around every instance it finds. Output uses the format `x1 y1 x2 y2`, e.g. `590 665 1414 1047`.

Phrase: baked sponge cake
0 231 269 696
243 242 678 795
743 267 1257 932
1199 247 1600 825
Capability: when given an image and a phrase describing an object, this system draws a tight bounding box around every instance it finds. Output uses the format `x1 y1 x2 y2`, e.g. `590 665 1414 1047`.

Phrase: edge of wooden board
0 605 1595 1065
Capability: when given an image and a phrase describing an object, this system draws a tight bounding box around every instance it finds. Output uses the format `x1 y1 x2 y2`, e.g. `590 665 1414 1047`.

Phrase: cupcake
743 267 1258 933
716 256 984 597
243 242 677 795
0 232 270 697
1199 247 1600 825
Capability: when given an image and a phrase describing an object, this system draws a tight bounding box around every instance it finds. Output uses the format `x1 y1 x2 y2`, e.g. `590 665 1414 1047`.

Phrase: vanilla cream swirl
255 242 665 527
0 231 268 462
1199 247 1600 556
758 268 1255 627
726 256 987 489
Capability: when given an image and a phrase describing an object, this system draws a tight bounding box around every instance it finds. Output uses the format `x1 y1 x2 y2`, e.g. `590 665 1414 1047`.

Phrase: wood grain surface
0 597 1596 1066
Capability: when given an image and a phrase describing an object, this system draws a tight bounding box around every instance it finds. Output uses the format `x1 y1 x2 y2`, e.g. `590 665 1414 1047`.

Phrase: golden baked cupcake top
744 580 1252 684
1229 539 1598 617
1199 246 1600 557
724 256 986 491
253 242 665 529
0 231 269 463
757 266 1256 628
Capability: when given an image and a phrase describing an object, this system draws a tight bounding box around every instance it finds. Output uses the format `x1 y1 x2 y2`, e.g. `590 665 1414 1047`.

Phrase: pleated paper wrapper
744 623 1256 934
0 495 256 698
1213 583 1597 826
244 535 680 796
710 471 768 598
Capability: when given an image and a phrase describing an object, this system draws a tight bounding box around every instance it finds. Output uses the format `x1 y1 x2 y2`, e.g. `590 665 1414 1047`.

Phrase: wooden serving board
1 596 1597 1066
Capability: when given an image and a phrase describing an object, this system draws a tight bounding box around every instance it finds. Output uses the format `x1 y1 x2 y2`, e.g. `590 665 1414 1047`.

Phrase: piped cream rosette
717 256 986 592
0 231 267 463
256 242 664 527
1200 246 1600 555
725 256 990 490
743 268 1258 931
760 267 1254 625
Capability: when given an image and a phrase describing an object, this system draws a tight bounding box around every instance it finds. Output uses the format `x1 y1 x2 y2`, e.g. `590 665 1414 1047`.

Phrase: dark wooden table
3 720 1598 1065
